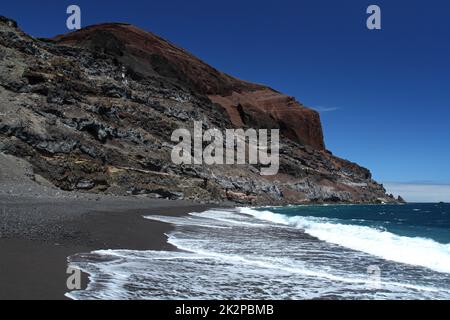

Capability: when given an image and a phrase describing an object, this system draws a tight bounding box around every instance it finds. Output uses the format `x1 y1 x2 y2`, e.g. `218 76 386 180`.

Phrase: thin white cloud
313 106 340 113
384 183 450 203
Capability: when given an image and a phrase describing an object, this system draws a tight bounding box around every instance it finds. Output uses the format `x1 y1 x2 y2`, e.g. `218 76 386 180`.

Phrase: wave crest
240 207 450 274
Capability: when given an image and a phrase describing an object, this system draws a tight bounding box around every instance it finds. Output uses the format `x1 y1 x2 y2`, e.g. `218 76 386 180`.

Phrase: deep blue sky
2 1 450 193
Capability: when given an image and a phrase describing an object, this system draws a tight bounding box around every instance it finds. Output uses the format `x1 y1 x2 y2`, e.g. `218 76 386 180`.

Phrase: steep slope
0 16 399 204
53 23 325 150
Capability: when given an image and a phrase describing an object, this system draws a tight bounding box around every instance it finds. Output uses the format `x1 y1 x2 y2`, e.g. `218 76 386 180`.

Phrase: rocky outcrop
52 23 325 150
0 16 398 205
209 89 325 150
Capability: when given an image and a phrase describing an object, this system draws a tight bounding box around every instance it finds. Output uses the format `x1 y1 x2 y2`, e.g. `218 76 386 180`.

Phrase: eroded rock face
209 89 325 150
0 16 398 204
52 23 325 150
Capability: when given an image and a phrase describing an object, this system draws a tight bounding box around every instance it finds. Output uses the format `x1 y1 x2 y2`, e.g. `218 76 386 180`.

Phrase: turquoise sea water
67 203 450 300
269 203 450 244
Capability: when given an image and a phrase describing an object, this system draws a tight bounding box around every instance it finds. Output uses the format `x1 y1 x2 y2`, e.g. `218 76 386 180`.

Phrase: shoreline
1 192 447 300
0 194 218 300
0 195 408 300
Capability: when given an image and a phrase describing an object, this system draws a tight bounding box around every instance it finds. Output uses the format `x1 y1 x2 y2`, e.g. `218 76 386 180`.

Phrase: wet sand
0 195 214 300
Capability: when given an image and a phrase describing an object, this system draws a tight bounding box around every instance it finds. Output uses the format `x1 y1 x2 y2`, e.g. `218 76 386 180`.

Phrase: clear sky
2 0 450 201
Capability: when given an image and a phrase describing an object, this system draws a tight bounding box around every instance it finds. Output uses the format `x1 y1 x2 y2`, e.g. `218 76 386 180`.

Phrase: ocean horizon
1 2 449 304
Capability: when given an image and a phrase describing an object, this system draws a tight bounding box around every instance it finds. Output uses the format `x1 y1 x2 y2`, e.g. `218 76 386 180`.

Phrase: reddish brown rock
0 16 400 204
53 23 325 149
209 89 325 150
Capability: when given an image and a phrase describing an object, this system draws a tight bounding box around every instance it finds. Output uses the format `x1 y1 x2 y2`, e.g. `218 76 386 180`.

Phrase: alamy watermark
64 4 381 32
367 265 382 290
62 3 381 173
66 5 81 31
367 5 382 30
66 266 81 290
171 122 280 176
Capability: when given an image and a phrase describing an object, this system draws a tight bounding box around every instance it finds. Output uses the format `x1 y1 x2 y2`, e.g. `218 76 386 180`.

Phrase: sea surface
67 203 450 300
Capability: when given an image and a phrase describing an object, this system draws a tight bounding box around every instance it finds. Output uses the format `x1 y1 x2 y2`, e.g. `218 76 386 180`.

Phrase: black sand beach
0 153 216 300
0 195 213 300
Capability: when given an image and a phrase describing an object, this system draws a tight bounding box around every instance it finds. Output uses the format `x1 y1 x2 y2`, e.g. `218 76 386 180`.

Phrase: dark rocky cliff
0 17 399 205
53 23 325 150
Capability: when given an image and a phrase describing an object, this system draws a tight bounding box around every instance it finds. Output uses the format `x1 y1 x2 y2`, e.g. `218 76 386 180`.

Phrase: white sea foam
240 207 450 274
166 235 442 293
66 207 450 300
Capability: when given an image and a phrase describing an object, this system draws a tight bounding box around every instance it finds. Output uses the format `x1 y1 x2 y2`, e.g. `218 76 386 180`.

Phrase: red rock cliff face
53 23 325 150
209 90 325 150
0 16 400 204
